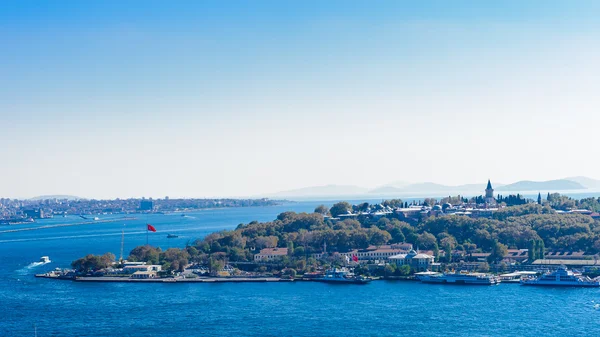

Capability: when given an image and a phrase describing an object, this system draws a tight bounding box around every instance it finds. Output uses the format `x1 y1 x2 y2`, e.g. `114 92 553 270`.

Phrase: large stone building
389 249 435 271
254 248 288 262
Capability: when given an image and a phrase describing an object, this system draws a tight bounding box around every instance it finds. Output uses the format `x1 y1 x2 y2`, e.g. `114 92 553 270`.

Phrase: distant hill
264 177 598 200
369 182 505 195
565 176 600 189
266 185 369 198
496 180 585 192
29 195 82 201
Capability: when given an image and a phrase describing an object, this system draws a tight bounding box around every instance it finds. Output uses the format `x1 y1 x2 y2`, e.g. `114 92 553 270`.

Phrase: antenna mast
119 225 125 262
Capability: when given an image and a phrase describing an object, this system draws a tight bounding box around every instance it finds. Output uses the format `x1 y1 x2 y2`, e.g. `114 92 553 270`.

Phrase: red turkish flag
352 254 358 262
147 224 157 232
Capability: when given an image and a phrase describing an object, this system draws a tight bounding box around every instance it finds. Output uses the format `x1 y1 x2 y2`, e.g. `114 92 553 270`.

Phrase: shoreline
35 274 292 283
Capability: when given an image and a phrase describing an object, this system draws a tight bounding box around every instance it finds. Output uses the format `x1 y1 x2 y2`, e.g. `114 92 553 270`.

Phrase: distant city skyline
2 1 600 199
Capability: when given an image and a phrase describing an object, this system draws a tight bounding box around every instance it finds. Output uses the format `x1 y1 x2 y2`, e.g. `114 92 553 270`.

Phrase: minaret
485 179 494 204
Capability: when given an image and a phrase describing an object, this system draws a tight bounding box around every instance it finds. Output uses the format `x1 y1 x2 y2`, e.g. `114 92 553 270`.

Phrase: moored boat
520 266 600 287
315 268 371 284
499 271 538 283
420 271 500 285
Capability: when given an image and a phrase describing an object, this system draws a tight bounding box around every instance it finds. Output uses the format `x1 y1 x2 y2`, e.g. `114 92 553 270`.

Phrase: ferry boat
520 266 600 287
315 268 371 284
499 271 538 283
419 271 500 285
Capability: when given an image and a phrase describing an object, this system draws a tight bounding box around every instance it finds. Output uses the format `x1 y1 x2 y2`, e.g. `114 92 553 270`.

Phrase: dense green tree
368 227 392 247
417 232 437 249
330 202 352 217
487 241 508 264
128 245 161 265
314 205 330 215
71 253 115 273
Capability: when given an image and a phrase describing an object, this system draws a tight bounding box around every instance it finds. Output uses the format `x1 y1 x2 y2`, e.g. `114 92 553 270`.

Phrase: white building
131 271 158 279
312 244 415 263
254 248 288 262
123 265 162 274
389 249 435 271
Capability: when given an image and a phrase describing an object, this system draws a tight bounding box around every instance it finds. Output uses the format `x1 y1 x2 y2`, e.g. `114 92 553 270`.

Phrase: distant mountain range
264 177 600 199
264 185 369 198
29 195 82 201
496 179 585 192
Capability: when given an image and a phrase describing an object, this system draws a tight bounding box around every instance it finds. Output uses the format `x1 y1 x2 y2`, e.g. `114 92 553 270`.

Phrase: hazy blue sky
1 1 600 199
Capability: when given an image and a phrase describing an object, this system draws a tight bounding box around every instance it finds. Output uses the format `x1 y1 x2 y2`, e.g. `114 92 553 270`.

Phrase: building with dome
389 249 435 271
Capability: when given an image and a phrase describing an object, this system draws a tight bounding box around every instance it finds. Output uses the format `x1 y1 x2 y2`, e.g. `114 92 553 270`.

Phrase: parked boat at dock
314 268 371 284
419 271 500 285
520 266 600 287
499 271 538 283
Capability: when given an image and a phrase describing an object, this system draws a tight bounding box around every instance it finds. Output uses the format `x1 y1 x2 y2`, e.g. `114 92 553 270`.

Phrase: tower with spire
485 179 495 204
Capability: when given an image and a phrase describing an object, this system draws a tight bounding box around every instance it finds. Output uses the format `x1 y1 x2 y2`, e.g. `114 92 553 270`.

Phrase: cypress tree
528 240 536 261
537 193 542 205
537 240 545 259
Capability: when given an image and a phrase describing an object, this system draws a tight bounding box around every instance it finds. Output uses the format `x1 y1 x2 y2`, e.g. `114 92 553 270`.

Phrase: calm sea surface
2 201 600 336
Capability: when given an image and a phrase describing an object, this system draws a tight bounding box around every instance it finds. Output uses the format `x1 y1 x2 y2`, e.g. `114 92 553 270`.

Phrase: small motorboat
39 256 51 264
167 234 179 238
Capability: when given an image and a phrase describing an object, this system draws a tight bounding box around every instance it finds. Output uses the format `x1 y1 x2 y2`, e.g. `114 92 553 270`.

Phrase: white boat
315 268 371 284
414 271 442 281
420 271 500 285
499 271 538 283
39 256 51 264
520 266 600 287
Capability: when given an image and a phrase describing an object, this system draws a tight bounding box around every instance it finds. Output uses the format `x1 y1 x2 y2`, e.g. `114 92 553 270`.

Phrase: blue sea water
1 201 600 336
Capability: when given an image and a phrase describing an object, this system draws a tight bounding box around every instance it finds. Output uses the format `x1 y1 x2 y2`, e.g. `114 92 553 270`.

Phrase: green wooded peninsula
72 193 600 277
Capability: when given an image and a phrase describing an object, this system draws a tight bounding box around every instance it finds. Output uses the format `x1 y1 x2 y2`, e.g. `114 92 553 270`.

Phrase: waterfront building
254 248 288 262
502 249 529 264
123 264 162 273
311 244 416 263
389 249 435 271
131 271 158 279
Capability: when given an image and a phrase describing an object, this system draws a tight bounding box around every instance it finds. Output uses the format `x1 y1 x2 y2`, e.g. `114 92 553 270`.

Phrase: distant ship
314 268 371 284
419 271 500 285
166 234 179 238
520 266 600 287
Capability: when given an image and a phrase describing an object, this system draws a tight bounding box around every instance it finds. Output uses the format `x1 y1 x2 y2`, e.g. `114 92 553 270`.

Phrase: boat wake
25 261 50 269
15 260 51 275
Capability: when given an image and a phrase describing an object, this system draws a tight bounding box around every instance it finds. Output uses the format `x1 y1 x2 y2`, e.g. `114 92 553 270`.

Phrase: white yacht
420 271 500 285
315 268 371 284
499 271 538 283
520 266 600 287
